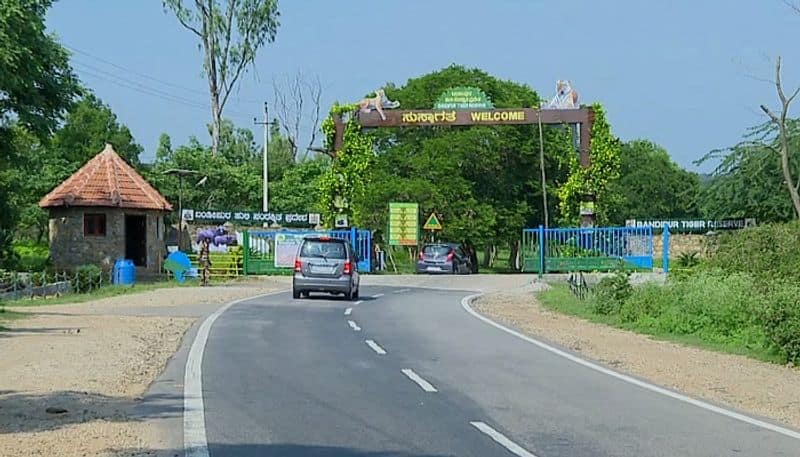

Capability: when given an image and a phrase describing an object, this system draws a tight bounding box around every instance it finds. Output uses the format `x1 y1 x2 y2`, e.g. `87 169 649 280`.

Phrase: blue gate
330 228 372 272
521 226 653 273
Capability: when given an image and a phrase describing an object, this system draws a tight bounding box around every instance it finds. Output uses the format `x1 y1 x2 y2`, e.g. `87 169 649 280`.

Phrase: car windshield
423 245 452 256
300 240 347 259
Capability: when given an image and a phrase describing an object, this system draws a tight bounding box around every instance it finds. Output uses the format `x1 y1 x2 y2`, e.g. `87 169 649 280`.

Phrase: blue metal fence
522 226 654 273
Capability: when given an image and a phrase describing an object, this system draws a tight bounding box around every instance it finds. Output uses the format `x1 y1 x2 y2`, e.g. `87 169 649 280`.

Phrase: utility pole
254 102 275 215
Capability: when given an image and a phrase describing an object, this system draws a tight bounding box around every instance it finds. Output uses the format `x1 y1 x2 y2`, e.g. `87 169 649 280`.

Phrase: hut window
84 213 107 236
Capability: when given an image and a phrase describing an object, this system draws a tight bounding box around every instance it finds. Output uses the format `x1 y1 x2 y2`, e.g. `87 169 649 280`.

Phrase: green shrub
706 221 800 282
591 266 632 315
761 281 800 364
676 251 700 268
616 272 768 348
10 242 49 272
73 264 102 293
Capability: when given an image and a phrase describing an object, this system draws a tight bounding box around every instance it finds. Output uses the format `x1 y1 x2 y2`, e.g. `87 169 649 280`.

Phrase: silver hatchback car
293 237 360 300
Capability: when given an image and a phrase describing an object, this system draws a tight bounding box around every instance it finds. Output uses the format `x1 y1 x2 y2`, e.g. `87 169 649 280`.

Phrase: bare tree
760 56 800 217
164 0 280 154
272 72 323 160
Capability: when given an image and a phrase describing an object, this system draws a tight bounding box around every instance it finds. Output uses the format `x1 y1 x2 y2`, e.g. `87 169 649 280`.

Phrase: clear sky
46 0 798 172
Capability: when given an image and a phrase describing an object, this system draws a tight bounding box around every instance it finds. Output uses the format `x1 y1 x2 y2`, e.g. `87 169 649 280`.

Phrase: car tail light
447 250 454 261
294 259 302 272
343 261 352 275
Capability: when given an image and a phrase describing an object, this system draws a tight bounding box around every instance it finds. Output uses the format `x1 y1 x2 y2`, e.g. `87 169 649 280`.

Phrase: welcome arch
329 87 598 227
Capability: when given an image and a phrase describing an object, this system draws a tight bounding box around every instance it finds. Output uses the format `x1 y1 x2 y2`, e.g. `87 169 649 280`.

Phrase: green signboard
388 202 419 246
434 86 493 110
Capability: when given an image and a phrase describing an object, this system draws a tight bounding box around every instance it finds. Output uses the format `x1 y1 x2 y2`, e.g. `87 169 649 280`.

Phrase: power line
74 64 252 120
65 43 263 105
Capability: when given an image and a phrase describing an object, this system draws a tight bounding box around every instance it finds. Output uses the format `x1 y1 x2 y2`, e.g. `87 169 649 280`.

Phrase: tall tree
163 0 280 154
0 0 79 266
759 56 800 218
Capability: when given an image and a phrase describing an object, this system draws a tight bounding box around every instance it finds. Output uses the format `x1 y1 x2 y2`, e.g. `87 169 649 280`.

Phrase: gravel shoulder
472 286 800 430
0 278 287 457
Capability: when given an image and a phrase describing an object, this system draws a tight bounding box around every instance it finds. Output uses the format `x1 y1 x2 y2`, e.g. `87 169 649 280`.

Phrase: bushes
73 264 103 293
761 281 800 364
706 221 800 282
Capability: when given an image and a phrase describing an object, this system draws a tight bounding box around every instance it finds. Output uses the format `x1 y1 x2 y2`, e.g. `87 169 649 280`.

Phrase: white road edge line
354 300 363 305
184 290 286 457
365 339 387 355
344 307 352 316
372 293 385 298
347 320 361 331
401 368 437 392
470 421 538 457
461 293 800 442
393 288 411 294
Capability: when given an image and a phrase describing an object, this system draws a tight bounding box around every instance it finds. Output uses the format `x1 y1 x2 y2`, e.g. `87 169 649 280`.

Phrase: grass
538 283 785 364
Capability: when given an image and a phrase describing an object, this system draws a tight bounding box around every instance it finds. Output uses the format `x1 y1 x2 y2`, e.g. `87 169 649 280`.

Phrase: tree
156 133 174 162
272 72 323 160
697 121 799 222
50 93 143 167
269 155 329 212
0 0 79 138
163 0 280 154
0 0 79 267
759 56 800 218
603 139 700 224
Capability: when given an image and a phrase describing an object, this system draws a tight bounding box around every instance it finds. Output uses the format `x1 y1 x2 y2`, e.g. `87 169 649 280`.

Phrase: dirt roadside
0 278 287 457
473 286 800 430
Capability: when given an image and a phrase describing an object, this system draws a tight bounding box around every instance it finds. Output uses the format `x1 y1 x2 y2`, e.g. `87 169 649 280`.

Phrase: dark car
293 237 360 300
416 243 472 274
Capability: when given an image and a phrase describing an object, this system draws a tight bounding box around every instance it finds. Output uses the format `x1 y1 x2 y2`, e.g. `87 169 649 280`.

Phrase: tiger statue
543 80 579 109
357 89 400 120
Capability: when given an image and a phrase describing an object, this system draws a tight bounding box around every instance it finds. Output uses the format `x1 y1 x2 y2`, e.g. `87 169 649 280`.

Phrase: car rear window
423 245 452 256
300 240 347 259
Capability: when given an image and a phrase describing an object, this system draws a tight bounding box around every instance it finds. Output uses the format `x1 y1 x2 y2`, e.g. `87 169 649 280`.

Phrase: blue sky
46 0 798 172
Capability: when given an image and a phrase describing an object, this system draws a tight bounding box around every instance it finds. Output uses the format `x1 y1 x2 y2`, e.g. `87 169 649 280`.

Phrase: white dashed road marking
394 288 411 294
344 307 352 316
470 421 538 457
401 369 437 392
347 320 361 331
365 339 387 355
372 293 384 298
354 300 363 305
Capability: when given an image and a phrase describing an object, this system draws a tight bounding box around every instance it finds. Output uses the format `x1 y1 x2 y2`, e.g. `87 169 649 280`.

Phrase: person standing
199 238 212 286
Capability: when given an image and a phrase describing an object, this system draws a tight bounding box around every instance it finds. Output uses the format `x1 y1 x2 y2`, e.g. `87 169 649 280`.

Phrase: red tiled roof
39 144 173 211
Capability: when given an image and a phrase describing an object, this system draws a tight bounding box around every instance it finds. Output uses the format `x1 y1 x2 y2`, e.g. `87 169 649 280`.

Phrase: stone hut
39 144 173 274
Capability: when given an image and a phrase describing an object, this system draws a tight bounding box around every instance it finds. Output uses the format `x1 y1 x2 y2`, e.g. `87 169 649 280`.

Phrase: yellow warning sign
423 212 443 231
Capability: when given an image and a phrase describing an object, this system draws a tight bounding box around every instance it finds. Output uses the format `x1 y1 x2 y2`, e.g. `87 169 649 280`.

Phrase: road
195 285 800 456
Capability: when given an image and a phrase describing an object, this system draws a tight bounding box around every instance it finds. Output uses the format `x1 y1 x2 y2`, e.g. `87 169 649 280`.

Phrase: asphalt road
198 286 800 457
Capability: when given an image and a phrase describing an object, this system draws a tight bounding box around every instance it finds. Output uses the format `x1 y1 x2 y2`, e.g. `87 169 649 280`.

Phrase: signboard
625 218 756 233
274 233 307 268
181 209 321 226
388 202 419 246
334 214 349 228
423 212 443 231
434 87 493 110
358 107 590 128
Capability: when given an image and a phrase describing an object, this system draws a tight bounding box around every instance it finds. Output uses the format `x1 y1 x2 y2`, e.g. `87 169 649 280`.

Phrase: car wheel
293 288 301 299
352 288 359 300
